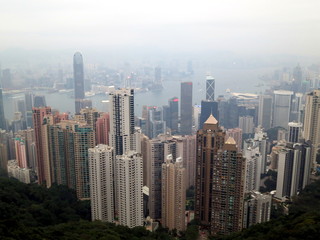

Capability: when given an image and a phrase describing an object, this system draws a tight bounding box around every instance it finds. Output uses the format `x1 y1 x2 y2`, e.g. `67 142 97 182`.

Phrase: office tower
32 106 51 185
303 90 320 168
272 90 293 129
239 116 254 134
193 104 201 130
14 138 27 169
116 151 143 228
166 97 179 134
161 155 186 231
200 100 219 129
290 93 303 122
226 128 243 152
74 52 85 113
180 82 193 135
243 139 263 192
0 88 6 130
109 89 135 155
25 92 34 111
16 99 26 121
1 68 12 89
96 113 110 145
288 122 302 143
218 97 239 129
88 145 114 222
206 75 215 101
243 191 272 228
195 115 245 234
33 95 47 108
146 106 166 139
275 141 312 199
258 95 272 130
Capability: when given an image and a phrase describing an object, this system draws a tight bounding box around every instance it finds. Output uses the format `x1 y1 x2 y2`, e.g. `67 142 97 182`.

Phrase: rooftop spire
204 114 218 125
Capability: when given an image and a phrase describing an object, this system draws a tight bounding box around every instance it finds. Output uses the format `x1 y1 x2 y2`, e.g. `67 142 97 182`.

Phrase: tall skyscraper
226 128 243 152
161 155 186 231
180 82 193 135
288 122 302 143
33 95 47 108
165 97 179 134
109 89 135 155
195 114 245 234
74 52 85 114
206 75 215 101
0 88 6 130
290 93 303 122
89 145 114 223
258 95 272 130
272 90 293 129
303 90 320 168
32 106 51 186
275 141 312 199
115 151 144 228
199 100 219 129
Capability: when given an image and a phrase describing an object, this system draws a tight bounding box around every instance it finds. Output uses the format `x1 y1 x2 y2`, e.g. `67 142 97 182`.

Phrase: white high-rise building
243 140 262 192
116 151 144 228
258 95 272 130
272 90 293 129
88 145 114 223
303 90 320 168
161 155 186 231
109 88 135 155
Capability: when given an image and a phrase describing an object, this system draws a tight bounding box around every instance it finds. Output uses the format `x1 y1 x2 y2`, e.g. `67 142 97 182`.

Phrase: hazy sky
1 0 320 56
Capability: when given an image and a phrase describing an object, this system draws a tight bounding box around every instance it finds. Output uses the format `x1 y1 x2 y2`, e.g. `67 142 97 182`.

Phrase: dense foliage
210 180 320 240
0 177 173 240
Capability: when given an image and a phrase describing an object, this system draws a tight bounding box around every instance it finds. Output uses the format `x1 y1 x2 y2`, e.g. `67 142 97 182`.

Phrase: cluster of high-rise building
1 55 320 236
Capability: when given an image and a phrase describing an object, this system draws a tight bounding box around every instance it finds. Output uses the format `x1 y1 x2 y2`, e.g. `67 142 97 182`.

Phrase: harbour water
3 67 271 121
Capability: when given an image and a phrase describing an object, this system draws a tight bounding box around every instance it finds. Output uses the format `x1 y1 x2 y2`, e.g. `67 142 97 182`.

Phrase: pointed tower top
204 114 218 125
225 137 236 145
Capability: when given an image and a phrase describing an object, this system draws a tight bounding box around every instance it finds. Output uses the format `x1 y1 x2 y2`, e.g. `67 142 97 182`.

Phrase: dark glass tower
180 82 193 135
0 88 6 130
74 52 85 114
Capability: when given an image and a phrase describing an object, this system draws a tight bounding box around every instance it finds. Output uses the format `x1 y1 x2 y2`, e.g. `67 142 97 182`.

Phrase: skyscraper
180 82 193 135
95 113 110 145
275 141 312 199
74 52 85 114
0 88 6 130
161 155 186 231
288 122 302 143
199 100 219 129
166 97 179 134
89 145 114 223
272 90 293 129
303 90 320 169
206 75 215 101
33 95 47 108
258 95 272 130
32 106 51 186
195 114 245 234
116 151 144 228
109 88 135 155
